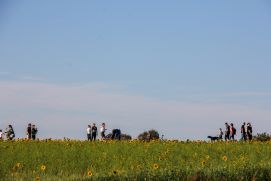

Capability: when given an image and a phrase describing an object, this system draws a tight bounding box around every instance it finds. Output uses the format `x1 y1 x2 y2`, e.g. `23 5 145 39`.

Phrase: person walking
218 128 223 140
224 122 230 141
240 122 247 141
91 123 97 141
87 125 92 141
247 123 253 141
100 123 106 140
31 125 38 140
230 123 236 141
27 123 32 139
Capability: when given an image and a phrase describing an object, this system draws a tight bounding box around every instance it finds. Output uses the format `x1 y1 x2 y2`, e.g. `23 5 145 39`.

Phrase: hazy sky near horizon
0 1 271 140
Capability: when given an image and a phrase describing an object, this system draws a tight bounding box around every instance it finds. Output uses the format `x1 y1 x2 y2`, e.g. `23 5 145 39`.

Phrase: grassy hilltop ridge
1 140 271 180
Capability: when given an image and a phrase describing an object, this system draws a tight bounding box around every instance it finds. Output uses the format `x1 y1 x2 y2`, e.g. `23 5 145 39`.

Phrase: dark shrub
253 132 271 142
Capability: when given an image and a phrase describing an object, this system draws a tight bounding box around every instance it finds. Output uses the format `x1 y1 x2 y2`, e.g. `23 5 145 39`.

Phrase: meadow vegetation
1 139 271 180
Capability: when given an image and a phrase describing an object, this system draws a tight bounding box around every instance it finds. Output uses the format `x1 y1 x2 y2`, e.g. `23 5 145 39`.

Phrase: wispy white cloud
0 81 270 140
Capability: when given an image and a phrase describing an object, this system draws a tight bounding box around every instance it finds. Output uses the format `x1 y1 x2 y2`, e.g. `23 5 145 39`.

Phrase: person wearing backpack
230 123 236 141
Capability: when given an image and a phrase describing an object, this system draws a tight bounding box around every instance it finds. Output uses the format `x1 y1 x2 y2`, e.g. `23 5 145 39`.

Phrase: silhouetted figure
247 123 253 141
111 129 121 140
27 123 32 139
218 128 223 140
224 122 230 141
91 123 97 141
230 123 236 140
87 125 92 141
241 122 247 141
31 125 38 140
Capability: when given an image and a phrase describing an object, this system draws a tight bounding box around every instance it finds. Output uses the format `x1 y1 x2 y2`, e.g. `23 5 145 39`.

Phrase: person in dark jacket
27 123 32 139
91 123 97 141
224 122 230 141
111 129 121 140
31 125 38 140
230 123 236 141
247 122 253 141
240 122 247 141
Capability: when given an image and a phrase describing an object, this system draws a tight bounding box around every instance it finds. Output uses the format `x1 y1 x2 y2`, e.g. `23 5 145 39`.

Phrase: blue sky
0 1 271 140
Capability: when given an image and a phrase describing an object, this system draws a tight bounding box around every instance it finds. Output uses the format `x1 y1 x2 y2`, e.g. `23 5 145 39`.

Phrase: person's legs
225 134 228 141
87 134 91 141
117 133 121 140
240 134 244 141
101 132 105 140
248 134 252 141
92 133 96 141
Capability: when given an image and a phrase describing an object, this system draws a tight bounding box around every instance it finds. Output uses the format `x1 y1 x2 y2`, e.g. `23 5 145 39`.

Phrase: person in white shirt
87 125 92 141
5 125 15 140
0 129 3 140
100 123 106 140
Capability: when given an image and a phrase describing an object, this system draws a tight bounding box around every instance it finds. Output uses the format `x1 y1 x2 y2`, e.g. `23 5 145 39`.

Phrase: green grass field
1 140 271 180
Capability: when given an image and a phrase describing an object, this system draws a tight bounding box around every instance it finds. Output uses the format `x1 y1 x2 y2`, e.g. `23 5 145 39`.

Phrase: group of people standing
86 123 122 141
86 123 98 141
0 123 38 141
27 123 38 140
218 122 253 141
241 122 253 141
